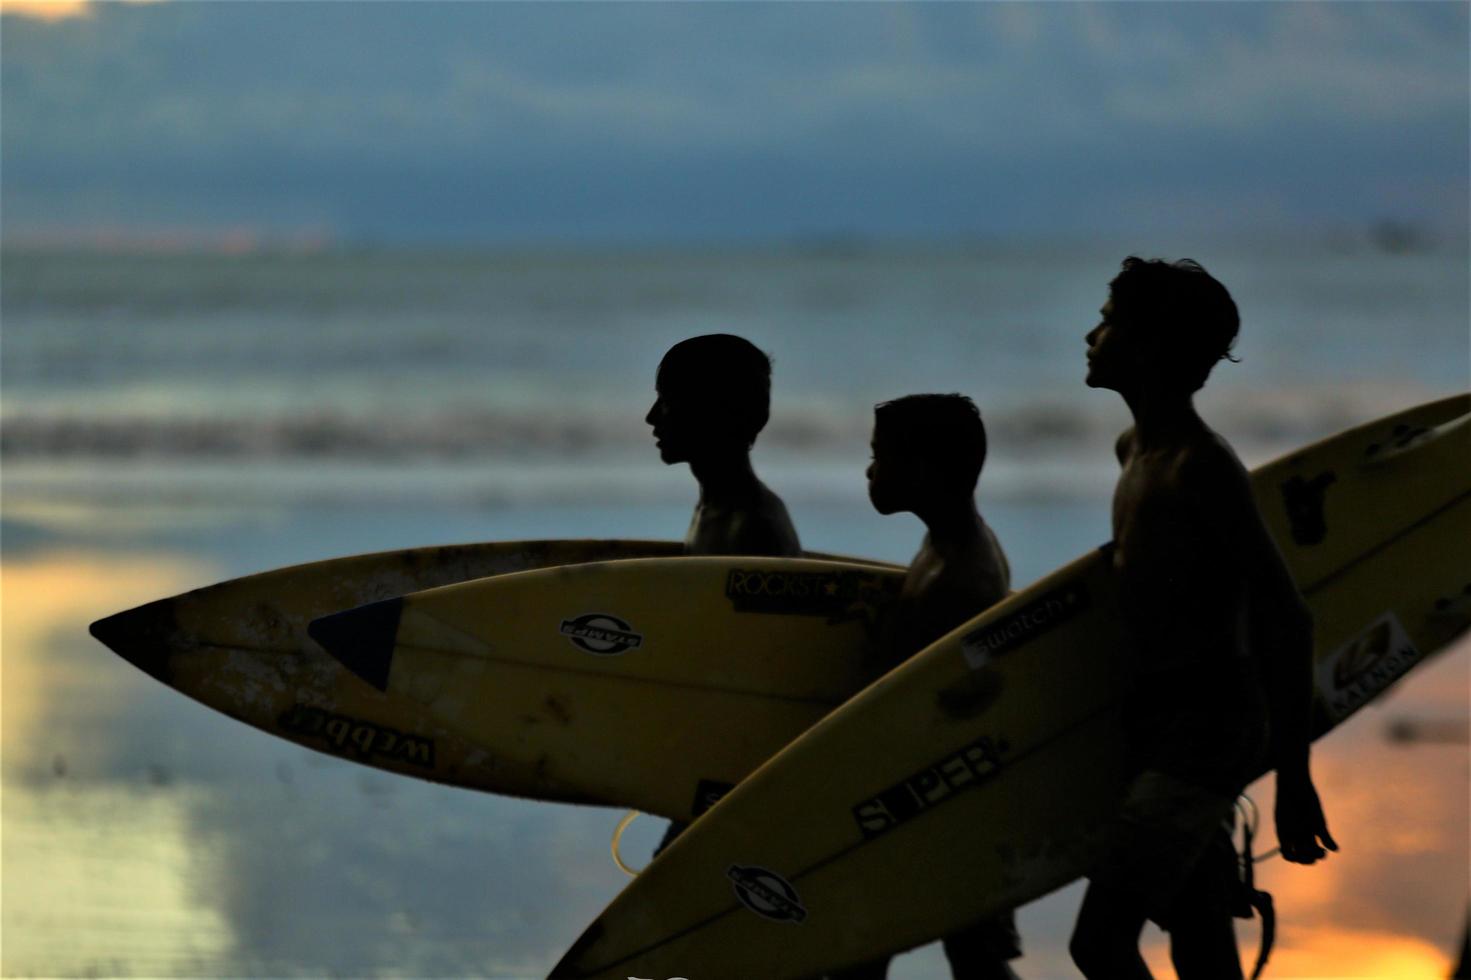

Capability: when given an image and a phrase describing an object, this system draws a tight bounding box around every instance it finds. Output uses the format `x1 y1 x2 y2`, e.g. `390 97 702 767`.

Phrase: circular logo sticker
559 613 644 655
1332 619 1391 690
727 864 807 924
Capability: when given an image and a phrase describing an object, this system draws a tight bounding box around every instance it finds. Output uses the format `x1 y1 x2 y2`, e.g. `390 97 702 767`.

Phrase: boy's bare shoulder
733 490 802 557
688 484 801 557
1165 429 1267 533
1177 428 1250 489
983 521 1012 590
933 543 1010 610
1115 426 1137 465
904 571 1004 651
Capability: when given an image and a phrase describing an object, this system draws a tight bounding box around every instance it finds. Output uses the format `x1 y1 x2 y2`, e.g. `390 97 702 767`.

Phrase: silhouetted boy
646 333 801 853
646 334 801 558
835 393 1020 980
1071 258 1335 979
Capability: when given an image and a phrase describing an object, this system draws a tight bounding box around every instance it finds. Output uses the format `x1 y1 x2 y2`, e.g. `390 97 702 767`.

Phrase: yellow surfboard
91 539 896 804
550 396 1471 979
310 557 907 819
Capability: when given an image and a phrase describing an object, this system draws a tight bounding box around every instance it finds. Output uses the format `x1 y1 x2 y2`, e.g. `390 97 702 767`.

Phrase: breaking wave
1 382 1448 463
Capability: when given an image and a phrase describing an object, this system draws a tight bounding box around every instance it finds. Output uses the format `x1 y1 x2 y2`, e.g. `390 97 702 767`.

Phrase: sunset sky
3 1 1467 246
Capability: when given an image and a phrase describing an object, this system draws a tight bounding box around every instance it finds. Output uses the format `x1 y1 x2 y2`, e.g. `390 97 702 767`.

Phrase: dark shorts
1088 769 1241 929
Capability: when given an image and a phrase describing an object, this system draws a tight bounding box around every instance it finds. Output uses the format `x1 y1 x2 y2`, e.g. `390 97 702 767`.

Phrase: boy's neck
1122 385 1204 449
691 452 761 505
914 496 986 553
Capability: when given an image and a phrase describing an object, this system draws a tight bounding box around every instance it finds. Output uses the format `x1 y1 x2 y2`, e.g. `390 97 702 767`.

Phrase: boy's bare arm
1187 441 1337 863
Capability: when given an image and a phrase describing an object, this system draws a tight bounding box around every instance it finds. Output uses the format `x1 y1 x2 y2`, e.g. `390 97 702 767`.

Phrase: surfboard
309 556 908 821
90 539 896 804
549 395 1471 979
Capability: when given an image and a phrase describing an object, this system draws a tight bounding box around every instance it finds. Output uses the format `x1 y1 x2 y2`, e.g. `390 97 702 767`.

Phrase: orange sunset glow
1 551 214 758
0 0 90 20
0 0 158 21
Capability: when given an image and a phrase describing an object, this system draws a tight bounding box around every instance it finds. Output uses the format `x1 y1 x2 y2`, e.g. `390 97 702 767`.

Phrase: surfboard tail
306 598 403 693
89 600 180 682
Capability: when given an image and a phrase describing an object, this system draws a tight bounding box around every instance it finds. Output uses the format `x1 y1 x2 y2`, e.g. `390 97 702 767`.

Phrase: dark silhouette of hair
656 334 772 447
1108 257 1240 392
873 393 987 493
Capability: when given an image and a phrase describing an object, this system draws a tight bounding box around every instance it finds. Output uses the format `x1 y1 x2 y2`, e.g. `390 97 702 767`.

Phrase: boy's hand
1275 772 1338 864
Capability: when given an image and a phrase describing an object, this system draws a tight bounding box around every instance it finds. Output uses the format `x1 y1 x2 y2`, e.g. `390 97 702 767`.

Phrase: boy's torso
1111 427 1267 790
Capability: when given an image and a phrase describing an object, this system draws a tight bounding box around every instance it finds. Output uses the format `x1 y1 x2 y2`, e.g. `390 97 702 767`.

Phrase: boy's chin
868 492 901 515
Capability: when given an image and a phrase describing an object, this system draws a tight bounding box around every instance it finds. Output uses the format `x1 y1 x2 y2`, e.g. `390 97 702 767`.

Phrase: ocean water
2 243 1467 978
4 241 1467 501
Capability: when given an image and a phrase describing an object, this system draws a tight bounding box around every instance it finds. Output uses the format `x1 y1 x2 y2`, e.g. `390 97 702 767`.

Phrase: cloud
2 3 1465 243
1098 4 1469 131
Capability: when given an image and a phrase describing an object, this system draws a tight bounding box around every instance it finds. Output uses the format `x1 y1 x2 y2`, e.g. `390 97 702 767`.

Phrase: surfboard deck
550 395 1471 979
311 556 908 820
90 539 897 804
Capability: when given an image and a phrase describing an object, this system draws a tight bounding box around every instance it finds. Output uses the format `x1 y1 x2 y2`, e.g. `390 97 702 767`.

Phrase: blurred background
2 2 1467 977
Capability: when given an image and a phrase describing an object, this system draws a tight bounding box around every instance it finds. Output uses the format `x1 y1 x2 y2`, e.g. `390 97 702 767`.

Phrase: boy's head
1086 257 1239 394
645 334 772 464
867 394 987 515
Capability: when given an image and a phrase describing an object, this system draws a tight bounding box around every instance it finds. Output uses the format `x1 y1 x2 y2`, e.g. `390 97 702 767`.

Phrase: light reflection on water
4 784 235 977
0 549 640 979
2 553 234 977
2 545 1466 978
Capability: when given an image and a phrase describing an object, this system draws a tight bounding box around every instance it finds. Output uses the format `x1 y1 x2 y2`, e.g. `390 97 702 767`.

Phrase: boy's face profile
1084 295 1146 392
646 370 736 465
645 383 699 464
646 337 769 466
867 424 916 515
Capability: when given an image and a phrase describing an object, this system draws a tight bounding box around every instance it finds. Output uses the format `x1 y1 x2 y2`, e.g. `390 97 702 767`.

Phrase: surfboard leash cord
1235 793 1278 980
611 810 647 876
1236 793 1284 864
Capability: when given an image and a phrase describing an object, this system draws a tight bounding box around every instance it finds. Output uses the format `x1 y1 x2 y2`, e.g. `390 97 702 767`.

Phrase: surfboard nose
89 600 177 682
307 598 403 693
